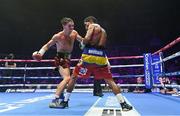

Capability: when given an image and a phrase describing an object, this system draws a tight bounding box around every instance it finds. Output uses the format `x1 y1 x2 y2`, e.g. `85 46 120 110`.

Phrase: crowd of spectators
0 45 179 94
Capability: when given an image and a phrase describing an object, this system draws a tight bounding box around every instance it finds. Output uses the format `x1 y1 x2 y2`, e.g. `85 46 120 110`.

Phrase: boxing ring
0 37 180 116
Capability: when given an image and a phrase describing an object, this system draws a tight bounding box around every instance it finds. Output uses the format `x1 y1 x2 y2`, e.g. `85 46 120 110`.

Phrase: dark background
0 0 179 59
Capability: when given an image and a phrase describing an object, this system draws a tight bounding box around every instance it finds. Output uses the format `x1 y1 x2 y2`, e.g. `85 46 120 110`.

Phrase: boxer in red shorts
73 61 112 80
60 16 133 111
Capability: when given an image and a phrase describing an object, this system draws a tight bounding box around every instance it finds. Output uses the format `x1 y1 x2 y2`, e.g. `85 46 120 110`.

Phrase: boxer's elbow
83 37 90 44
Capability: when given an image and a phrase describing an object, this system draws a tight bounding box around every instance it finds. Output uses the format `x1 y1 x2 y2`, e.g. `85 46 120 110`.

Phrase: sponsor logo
6 89 35 93
88 49 103 55
102 109 121 116
144 53 153 88
79 67 88 75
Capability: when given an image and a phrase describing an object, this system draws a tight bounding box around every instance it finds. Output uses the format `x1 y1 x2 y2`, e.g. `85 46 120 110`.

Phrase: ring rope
153 37 180 55
0 64 144 70
1 83 180 88
0 84 146 87
1 71 179 80
152 51 180 65
0 56 144 63
158 71 180 77
111 64 144 68
0 37 179 63
0 74 145 79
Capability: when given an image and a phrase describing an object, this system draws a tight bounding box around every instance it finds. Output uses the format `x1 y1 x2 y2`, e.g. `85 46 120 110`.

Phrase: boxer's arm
76 34 84 43
98 29 107 47
76 33 85 50
106 56 111 69
38 34 58 56
83 25 95 44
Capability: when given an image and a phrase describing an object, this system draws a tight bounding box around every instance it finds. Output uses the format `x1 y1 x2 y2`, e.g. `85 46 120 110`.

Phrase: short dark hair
84 16 97 23
61 17 74 25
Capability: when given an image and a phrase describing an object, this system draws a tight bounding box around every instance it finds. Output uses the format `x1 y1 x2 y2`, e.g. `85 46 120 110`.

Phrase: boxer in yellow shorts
61 16 133 111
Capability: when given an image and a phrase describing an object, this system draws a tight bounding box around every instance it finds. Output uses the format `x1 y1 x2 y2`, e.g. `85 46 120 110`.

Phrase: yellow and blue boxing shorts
81 47 108 66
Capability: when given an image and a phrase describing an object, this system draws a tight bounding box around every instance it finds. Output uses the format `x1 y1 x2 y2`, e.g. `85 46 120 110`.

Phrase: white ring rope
0 83 145 87
111 64 144 68
158 71 180 77
1 83 179 89
152 51 180 65
0 75 145 79
0 64 144 70
1 51 179 70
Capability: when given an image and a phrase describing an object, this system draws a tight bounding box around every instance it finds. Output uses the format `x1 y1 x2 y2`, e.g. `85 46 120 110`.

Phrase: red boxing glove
32 51 42 61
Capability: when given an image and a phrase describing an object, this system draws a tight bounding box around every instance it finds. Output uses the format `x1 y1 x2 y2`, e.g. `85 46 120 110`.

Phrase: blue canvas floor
0 92 180 116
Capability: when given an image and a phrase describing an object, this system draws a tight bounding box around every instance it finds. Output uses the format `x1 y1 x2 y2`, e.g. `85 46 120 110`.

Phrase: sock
54 94 64 102
55 94 59 99
116 93 125 103
64 92 71 102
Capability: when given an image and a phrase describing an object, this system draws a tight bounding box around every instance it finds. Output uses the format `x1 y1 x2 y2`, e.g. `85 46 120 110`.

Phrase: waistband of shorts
85 44 106 50
56 52 71 58
82 47 106 57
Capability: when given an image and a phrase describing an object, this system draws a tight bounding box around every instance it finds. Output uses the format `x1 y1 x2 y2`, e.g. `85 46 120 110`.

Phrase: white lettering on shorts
88 49 103 56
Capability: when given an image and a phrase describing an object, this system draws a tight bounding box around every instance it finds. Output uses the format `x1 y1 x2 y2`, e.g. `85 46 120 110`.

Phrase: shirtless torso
83 23 107 48
52 30 79 53
42 30 81 54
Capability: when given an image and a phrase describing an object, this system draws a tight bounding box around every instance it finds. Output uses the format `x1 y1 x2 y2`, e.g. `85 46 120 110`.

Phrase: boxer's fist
32 51 42 61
